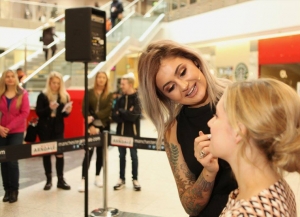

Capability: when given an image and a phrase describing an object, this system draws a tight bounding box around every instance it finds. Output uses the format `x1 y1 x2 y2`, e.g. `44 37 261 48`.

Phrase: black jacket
36 92 70 141
110 0 124 18
112 92 141 137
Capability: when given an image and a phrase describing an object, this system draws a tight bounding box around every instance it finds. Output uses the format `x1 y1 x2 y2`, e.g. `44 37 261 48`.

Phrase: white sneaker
94 175 103 187
78 179 85 192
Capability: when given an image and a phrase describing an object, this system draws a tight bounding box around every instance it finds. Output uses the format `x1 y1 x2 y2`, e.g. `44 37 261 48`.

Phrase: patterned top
220 179 297 217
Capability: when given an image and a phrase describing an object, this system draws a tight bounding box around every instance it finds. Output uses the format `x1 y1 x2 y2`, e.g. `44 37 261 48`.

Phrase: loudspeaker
65 7 106 62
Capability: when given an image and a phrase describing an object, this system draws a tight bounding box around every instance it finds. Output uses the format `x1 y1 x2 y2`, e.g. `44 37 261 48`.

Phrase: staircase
1 0 166 91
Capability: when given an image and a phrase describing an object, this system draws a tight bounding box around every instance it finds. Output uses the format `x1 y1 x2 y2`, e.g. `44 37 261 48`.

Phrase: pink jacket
0 89 30 134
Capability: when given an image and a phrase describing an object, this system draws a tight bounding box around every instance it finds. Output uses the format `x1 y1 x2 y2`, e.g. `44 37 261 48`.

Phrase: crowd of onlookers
0 69 142 204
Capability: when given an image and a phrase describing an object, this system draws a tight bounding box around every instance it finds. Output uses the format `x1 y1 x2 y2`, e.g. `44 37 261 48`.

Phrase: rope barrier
0 132 164 217
0 133 164 162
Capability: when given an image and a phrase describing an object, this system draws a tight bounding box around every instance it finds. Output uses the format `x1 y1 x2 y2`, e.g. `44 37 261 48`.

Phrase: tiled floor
0 118 299 217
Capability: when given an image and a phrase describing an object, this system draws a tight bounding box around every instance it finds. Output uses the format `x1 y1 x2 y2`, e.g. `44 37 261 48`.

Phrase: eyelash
167 68 187 93
180 69 186 77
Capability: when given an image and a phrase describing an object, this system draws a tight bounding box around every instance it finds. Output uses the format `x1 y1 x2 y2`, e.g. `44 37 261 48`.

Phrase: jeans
118 147 138 181
43 154 64 176
0 133 24 191
81 146 103 179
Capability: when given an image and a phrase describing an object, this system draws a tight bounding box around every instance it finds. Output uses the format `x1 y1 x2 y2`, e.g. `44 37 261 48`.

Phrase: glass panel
0 29 43 74
0 0 66 22
2 0 165 88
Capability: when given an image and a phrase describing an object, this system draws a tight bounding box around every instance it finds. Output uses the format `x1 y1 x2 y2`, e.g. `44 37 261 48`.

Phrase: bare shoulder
165 120 178 145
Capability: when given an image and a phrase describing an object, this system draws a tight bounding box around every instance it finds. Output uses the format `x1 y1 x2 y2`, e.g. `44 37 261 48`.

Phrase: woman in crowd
78 71 113 192
36 71 72 191
0 70 30 203
207 78 299 216
137 40 237 217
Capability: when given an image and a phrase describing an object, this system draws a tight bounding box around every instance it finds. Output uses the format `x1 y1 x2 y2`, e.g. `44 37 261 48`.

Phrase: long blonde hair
93 71 110 99
223 78 300 175
43 71 69 103
0 69 24 109
137 40 230 145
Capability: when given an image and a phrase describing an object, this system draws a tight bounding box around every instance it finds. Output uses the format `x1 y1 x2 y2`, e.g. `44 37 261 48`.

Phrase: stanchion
84 62 90 217
89 131 119 217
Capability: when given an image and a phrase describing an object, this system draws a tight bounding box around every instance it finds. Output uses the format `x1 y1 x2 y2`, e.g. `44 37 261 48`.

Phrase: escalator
0 0 166 91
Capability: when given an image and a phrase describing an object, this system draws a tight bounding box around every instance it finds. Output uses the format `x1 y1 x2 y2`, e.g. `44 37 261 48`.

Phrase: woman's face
5 71 17 87
49 77 60 93
207 96 236 161
96 73 107 87
155 57 209 107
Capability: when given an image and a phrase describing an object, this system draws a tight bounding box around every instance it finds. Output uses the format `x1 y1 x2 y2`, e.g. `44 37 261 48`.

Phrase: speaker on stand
65 7 118 217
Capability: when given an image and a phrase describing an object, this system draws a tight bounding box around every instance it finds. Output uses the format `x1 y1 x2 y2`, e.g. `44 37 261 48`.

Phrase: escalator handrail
144 0 165 17
22 48 65 84
2 0 68 9
0 14 64 58
0 0 141 59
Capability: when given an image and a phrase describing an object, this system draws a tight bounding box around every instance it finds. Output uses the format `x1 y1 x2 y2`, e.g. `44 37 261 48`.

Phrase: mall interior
0 0 300 216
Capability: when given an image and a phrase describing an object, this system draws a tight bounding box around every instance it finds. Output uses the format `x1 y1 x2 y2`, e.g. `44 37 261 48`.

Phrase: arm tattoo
169 143 179 167
165 142 195 193
165 141 215 216
196 172 215 192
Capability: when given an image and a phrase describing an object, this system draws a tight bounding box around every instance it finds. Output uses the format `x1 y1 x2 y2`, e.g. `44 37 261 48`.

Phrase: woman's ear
235 123 246 144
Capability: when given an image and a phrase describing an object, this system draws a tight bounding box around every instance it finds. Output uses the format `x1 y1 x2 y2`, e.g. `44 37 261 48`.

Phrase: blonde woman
78 71 113 192
0 70 30 203
36 71 72 191
138 40 237 216
207 78 299 216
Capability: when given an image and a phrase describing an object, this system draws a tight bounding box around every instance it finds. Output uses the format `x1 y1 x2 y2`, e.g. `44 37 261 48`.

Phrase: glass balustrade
0 0 66 22
1 0 166 90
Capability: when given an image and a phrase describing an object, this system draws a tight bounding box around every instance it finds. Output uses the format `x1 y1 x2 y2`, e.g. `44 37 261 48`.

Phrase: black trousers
81 146 102 179
81 123 110 179
43 154 64 176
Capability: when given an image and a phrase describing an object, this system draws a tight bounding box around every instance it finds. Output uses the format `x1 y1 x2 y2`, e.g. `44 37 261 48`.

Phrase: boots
9 190 18 203
44 173 52 190
2 190 10 202
57 176 71 190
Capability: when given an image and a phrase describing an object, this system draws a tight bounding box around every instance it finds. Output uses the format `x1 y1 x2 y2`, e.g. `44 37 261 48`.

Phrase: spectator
50 3 58 18
42 19 57 61
137 40 237 216
110 0 123 27
78 71 113 192
16 68 27 88
112 91 119 109
35 71 72 191
112 73 141 191
0 69 30 203
208 78 300 216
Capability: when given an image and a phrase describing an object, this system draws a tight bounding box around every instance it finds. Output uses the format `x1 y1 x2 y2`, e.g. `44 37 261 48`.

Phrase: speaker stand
84 62 90 217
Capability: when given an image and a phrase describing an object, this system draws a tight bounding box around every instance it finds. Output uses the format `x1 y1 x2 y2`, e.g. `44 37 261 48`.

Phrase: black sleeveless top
176 103 237 217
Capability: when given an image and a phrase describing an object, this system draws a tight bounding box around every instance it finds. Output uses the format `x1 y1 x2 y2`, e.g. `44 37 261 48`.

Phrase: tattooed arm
165 120 216 216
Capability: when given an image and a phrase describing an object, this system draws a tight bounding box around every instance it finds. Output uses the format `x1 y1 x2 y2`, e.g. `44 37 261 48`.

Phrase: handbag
24 118 38 142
